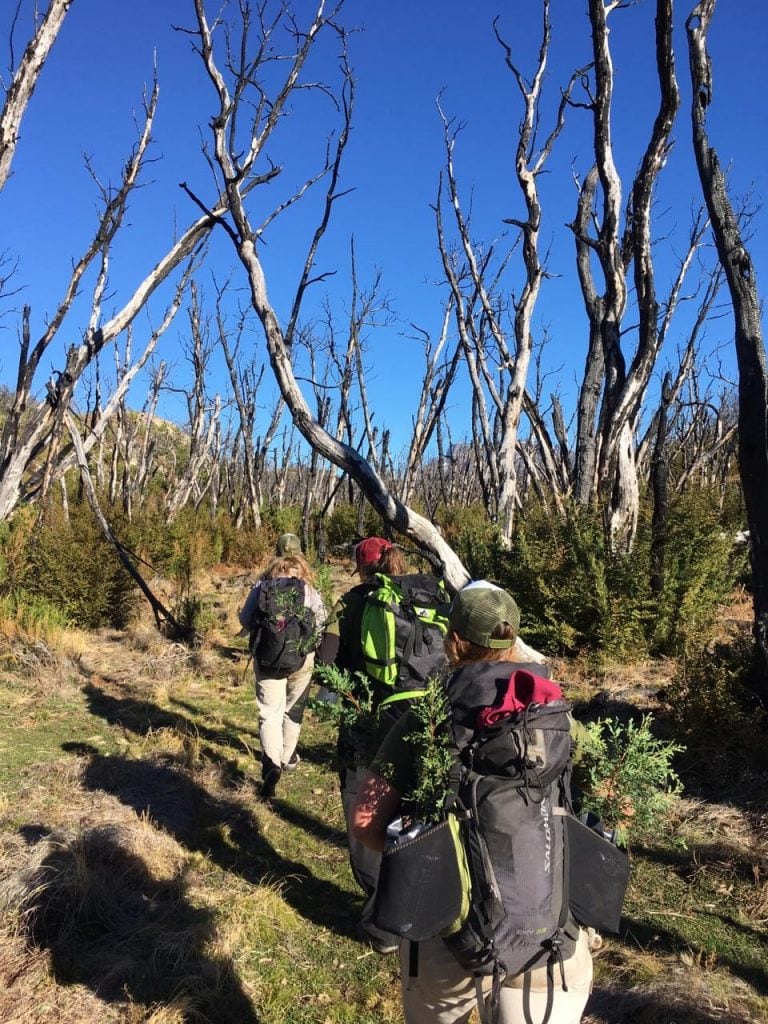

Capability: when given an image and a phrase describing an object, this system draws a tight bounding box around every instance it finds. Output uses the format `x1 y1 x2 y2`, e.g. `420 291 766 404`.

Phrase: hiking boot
356 923 399 955
260 765 282 799
282 752 301 772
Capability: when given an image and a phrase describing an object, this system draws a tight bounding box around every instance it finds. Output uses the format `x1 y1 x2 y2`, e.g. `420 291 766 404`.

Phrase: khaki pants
401 927 593 1024
255 653 314 773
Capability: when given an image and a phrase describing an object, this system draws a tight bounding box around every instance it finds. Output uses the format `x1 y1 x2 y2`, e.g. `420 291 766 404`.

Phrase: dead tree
570 0 680 552
216 288 284 528
186 0 472 591
688 0 768 684
0 75 213 522
63 410 190 639
398 298 462 507
164 282 222 522
436 2 579 545
0 0 73 191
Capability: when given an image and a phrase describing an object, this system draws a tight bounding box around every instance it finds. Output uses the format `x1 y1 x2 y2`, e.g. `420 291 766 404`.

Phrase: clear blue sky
2 0 766 456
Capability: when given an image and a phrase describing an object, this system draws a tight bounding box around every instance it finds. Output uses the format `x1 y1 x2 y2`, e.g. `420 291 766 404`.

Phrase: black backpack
373 662 627 1023
249 578 316 675
442 664 578 991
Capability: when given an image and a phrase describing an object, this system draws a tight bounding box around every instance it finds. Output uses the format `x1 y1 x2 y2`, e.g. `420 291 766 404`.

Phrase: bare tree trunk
650 374 673 597
0 0 73 190
688 0 768 685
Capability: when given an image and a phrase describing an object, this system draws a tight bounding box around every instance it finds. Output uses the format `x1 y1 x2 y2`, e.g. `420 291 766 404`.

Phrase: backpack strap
377 688 427 712
408 939 419 980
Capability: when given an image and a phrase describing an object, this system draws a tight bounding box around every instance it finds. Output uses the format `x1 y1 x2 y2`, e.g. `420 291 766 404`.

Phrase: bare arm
349 771 402 853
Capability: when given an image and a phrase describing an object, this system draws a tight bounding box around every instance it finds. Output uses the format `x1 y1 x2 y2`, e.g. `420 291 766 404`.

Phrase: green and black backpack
359 573 450 710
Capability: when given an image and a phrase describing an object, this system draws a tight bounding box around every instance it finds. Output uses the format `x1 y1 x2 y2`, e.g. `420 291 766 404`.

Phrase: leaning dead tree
688 0 768 685
185 0 472 592
63 409 190 639
0 0 73 191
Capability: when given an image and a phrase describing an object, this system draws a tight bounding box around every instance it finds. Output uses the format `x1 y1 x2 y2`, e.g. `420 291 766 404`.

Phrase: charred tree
688 0 768 687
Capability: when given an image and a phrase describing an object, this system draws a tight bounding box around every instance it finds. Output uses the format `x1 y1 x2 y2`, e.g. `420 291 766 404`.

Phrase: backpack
249 578 316 675
373 662 628 1023
359 573 449 708
442 664 578 996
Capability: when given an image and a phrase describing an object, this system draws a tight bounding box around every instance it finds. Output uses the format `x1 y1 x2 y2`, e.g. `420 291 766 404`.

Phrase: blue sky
2 0 766 457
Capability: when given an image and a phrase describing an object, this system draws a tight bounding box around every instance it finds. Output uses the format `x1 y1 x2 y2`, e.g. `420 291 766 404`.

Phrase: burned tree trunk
688 0 768 687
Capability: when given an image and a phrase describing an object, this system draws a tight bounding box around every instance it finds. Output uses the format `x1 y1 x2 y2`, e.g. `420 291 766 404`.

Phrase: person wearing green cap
276 532 302 556
349 581 593 1024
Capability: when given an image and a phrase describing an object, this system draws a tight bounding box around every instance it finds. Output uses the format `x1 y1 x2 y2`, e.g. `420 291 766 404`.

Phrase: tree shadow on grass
620 915 768 994
8 821 260 1023
63 743 360 941
82 681 248 788
586 985 752 1023
82 680 246 750
267 799 348 848
168 694 261 741
633 839 764 887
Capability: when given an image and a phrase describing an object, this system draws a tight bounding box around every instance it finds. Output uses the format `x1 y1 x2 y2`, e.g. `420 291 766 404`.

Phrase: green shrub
665 633 767 789
260 504 303 543
492 504 652 659
649 488 741 656
481 493 740 661
0 505 36 593
576 714 684 846
437 504 500 581
323 503 383 552
18 503 137 629
0 592 71 635
313 562 336 612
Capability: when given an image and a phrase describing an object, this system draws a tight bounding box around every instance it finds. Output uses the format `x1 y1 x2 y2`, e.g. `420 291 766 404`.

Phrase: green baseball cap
276 533 302 556
449 581 520 648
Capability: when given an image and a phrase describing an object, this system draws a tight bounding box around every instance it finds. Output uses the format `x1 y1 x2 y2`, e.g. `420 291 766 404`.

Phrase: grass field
1 571 767 1023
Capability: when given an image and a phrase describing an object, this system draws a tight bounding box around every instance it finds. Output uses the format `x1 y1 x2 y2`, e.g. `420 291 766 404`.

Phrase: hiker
316 536 449 954
239 553 325 799
350 581 594 1024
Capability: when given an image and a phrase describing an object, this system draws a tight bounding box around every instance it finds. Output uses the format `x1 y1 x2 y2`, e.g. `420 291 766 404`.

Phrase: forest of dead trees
0 0 766 674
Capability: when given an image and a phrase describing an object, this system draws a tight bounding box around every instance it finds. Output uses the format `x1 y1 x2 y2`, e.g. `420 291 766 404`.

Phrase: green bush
0 592 71 634
481 494 741 661
665 633 767 788
438 504 500 581
18 503 137 629
649 488 741 656
323 502 383 552
491 504 653 659
576 714 684 846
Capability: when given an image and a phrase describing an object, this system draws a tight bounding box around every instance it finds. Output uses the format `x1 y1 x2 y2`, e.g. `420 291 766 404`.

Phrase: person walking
316 537 408 952
349 581 594 1024
239 552 325 799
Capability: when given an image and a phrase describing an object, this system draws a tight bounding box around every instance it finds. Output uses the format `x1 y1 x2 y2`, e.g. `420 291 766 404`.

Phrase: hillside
0 565 767 1024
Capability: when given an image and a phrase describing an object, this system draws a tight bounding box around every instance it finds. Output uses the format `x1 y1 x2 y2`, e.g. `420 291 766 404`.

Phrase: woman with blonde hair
239 552 325 799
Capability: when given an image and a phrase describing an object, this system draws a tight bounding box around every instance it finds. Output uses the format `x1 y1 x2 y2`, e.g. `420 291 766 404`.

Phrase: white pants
255 653 314 773
401 927 593 1024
